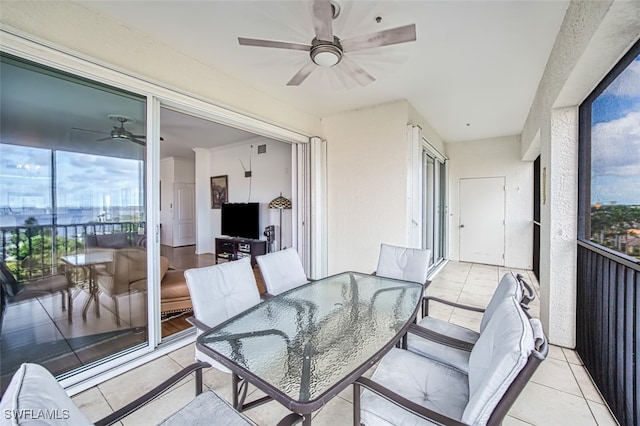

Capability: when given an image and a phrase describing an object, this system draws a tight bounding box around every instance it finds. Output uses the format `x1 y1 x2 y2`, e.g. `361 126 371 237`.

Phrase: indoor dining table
61 250 113 321
197 271 424 425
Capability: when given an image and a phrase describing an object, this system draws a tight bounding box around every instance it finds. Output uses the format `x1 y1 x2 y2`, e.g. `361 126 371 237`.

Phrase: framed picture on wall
211 175 228 209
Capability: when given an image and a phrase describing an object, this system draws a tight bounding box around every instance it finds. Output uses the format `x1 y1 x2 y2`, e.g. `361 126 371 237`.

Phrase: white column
540 106 578 347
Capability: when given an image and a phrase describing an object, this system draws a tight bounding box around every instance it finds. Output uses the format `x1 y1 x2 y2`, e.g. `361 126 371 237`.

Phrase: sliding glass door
0 53 149 391
422 149 447 268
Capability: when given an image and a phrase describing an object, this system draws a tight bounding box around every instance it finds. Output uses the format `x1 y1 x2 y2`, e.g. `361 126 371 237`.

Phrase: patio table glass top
197 271 423 409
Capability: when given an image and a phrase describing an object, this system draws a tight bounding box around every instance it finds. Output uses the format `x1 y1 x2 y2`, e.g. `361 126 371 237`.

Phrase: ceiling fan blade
132 134 147 139
341 24 417 53
312 0 334 42
71 127 109 135
238 37 310 51
130 138 146 146
287 61 317 86
339 56 375 87
96 136 112 141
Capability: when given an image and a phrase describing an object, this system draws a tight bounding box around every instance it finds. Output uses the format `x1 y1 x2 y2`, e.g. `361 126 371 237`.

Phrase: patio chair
354 296 548 426
0 362 256 426
183 257 261 373
374 243 431 287
256 247 309 296
0 261 70 332
407 271 535 372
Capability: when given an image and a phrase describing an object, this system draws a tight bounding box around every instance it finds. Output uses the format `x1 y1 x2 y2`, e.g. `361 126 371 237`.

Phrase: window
0 53 148 388
579 40 640 261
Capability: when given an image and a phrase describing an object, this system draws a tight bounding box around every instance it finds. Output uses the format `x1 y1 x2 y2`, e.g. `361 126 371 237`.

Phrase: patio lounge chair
0 362 255 425
354 296 548 426
407 271 534 372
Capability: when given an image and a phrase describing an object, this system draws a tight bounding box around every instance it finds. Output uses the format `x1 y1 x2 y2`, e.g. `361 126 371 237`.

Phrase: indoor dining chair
374 243 431 287
183 257 261 372
256 247 309 296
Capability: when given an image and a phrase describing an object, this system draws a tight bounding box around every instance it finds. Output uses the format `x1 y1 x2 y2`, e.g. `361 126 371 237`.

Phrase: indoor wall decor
210 175 228 209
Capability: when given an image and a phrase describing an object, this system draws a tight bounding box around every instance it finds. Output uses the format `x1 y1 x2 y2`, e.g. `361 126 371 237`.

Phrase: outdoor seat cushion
406 318 476 373
159 389 254 425
256 247 309 295
0 363 93 425
360 347 469 426
376 243 431 284
407 272 523 372
461 296 534 425
0 363 254 426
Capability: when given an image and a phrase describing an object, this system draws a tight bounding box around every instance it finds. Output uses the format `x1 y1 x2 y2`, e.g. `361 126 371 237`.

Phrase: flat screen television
221 202 260 240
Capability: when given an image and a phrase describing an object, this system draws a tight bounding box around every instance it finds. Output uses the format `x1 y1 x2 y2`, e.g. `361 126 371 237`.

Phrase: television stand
215 237 266 267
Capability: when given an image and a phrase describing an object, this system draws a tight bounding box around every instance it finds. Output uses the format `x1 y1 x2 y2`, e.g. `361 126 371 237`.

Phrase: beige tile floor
72 261 620 425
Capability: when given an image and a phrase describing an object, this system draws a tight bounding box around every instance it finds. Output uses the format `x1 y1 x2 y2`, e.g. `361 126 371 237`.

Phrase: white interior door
173 183 196 247
459 177 505 265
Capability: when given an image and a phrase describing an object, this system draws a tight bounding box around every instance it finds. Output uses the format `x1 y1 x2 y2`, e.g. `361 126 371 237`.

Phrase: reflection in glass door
0 53 148 391
422 149 446 268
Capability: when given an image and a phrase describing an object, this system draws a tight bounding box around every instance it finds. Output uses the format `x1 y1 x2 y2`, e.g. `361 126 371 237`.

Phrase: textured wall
322 101 410 275
520 0 640 346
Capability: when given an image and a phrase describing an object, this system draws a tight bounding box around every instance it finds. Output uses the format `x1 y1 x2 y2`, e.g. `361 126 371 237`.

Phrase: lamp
268 193 292 251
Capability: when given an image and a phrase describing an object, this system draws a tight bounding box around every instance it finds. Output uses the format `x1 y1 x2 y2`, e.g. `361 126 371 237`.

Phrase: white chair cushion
462 297 534 425
159 390 255 425
376 243 431 284
0 363 93 425
256 247 308 295
407 317 477 373
479 272 523 332
360 348 469 426
184 258 261 371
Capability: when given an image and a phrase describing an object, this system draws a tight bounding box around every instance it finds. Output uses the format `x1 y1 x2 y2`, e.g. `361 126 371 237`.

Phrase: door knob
460 224 465 228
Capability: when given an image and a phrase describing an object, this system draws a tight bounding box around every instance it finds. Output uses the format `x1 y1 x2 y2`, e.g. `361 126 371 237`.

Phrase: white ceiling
78 0 570 144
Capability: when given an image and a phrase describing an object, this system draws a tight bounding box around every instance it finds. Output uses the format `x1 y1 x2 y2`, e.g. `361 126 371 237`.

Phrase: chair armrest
422 295 485 318
276 413 304 426
354 377 467 426
95 361 210 426
186 316 211 332
517 274 536 306
408 324 475 352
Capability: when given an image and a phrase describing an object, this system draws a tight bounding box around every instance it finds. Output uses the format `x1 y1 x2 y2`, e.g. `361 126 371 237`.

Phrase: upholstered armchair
94 248 147 326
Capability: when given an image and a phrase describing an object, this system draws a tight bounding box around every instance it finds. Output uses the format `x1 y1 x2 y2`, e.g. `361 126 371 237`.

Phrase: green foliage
590 205 640 258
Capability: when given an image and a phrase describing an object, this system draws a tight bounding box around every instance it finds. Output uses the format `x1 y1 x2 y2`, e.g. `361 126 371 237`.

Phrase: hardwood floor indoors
160 244 266 337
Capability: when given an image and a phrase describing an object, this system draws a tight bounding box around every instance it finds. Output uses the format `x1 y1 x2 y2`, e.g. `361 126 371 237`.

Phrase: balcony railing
576 240 639 426
0 221 142 280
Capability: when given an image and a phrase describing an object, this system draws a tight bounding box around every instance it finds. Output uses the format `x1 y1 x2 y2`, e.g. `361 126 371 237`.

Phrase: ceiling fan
72 115 152 146
238 0 417 87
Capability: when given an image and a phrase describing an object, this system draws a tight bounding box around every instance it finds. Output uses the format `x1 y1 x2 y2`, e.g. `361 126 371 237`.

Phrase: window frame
578 38 640 265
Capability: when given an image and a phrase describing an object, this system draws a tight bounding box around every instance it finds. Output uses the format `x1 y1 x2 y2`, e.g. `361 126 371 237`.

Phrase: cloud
591 110 640 177
604 57 640 97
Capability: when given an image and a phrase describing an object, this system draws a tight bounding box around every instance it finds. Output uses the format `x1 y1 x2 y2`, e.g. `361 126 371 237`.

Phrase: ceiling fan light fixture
312 50 340 67
311 40 342 67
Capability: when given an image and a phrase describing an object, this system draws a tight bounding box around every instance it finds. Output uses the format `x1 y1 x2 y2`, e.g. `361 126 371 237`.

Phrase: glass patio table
197 271 423 425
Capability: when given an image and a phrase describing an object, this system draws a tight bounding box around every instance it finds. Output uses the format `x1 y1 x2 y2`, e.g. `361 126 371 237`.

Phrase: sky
0 143 143 215
590 54 640 206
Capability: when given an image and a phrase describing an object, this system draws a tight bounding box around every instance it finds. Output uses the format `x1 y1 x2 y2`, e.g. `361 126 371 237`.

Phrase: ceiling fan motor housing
311 36 343 67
